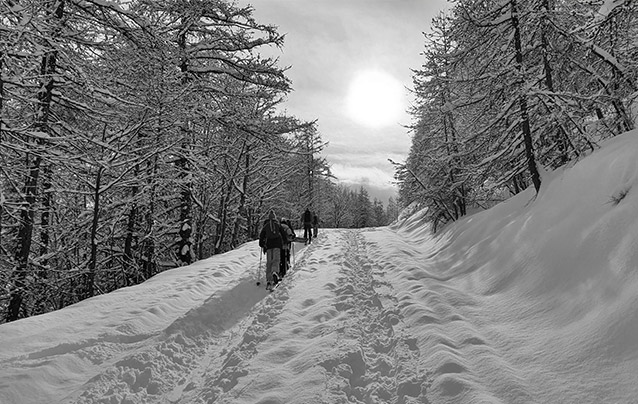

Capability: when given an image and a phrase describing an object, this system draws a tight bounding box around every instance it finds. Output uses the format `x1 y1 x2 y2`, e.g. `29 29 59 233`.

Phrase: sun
346 70 405 128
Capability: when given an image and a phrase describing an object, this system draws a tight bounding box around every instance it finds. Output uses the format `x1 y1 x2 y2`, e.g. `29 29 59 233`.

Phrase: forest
398 0 637 231
0 1 397 323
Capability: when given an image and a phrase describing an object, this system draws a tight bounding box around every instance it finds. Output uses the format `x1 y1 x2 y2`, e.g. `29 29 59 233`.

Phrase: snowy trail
4 227 533 404
368 226 535 403
312 229 426 403
4 224 628 404
197 227 537 404
63 228 442 404
201 228 431 404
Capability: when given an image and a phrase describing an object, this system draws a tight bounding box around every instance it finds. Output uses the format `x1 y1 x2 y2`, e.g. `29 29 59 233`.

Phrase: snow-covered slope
1 131 638 404
381 129 638 403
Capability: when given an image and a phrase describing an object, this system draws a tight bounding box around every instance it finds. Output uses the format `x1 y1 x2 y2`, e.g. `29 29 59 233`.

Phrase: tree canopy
399 0 637 231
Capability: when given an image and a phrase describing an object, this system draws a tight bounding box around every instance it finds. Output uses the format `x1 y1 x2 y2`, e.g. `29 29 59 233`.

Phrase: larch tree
400 0 638 231
4 0 66 321
0 0 311 322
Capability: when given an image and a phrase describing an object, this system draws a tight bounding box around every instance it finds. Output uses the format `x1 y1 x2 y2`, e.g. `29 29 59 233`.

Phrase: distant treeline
312 185 400 230
397 0 637 231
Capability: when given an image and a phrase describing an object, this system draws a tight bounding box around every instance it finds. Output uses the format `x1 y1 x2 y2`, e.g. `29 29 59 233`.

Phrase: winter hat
268 210 276 220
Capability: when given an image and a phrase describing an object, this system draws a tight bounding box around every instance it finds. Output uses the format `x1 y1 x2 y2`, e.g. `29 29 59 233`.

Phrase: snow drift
384 129 638 403
1 130 638 404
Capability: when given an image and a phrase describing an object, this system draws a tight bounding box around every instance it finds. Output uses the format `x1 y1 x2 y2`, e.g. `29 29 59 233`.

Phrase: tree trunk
86 166 102 298
214 179 236 255
511 0 541 192
124 165 139 258
124 165 139 282
176 27 193 265
6 0 64 321
139 113 165 280
143 155 158 280
39 165 52 268
7 154 42 320
230 147 250 248
540 0 570 166
307 144 314 207
177 149 193 264
0 51 4 254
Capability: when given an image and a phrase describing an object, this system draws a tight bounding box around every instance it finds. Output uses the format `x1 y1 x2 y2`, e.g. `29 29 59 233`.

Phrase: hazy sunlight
346 70 405 128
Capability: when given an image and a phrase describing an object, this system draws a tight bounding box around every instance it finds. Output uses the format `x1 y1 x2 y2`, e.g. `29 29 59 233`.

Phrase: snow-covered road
70 228 435 404
3 226 528 404
3 221 638 404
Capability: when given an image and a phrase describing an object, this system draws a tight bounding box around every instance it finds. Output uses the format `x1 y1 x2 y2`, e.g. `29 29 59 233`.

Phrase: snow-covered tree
0 0 307 322
400 0 638 230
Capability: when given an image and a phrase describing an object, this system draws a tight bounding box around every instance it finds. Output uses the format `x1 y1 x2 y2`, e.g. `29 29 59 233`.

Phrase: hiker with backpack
259 210 288 290
312 213 319 238
301 207 313 245
279 218 296 277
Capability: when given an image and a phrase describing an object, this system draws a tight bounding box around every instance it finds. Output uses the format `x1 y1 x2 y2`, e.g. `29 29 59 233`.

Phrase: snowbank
379 129 638 403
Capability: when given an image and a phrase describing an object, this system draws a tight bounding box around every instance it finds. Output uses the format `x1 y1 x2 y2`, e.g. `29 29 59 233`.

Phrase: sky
2 130 638 404
242 0 451 203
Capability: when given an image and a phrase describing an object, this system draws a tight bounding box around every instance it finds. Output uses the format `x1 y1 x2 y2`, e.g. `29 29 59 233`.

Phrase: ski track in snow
19 228 520 404
368 226 534 403
174 229 429 404
59 228 529 404
2 226 593 404
64 273 271 403
51 229 434 404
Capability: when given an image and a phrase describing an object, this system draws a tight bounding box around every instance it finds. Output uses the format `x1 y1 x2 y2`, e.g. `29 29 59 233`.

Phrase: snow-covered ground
2 130 638 404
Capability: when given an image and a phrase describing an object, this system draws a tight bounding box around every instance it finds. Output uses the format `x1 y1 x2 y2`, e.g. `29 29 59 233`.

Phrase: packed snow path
3 227 529 404
69 228 440 404
3 225 638 404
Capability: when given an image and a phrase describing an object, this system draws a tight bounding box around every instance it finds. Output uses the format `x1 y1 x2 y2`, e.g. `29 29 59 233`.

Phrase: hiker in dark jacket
301 207 313 244
312 213 319 238
279 218 295 277
259 210 288 290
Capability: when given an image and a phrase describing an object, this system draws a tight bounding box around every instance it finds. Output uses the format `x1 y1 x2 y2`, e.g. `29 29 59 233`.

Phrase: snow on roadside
371 129 638 403
0 242 272 404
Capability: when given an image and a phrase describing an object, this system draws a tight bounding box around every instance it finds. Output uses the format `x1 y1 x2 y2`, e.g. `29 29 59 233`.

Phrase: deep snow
1 130 638 404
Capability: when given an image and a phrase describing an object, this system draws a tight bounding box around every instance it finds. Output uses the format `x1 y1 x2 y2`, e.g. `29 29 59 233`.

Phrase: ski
267 281 282 292
257 273 284 292
257 278 282 291
257 272 285 291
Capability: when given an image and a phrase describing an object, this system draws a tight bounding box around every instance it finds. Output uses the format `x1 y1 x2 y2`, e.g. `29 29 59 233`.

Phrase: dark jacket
302 209 312 226
259 219 287 250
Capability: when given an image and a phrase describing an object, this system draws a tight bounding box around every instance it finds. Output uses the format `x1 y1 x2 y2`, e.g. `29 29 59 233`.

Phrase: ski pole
257 248 263 286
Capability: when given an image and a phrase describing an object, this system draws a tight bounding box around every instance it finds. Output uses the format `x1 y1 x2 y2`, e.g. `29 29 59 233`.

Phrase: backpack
281 223 294 242
263 219 282 242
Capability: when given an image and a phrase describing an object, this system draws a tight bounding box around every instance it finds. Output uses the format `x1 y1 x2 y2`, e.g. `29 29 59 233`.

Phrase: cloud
244 0 450 199
329 163 399 204
330 162 396 189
